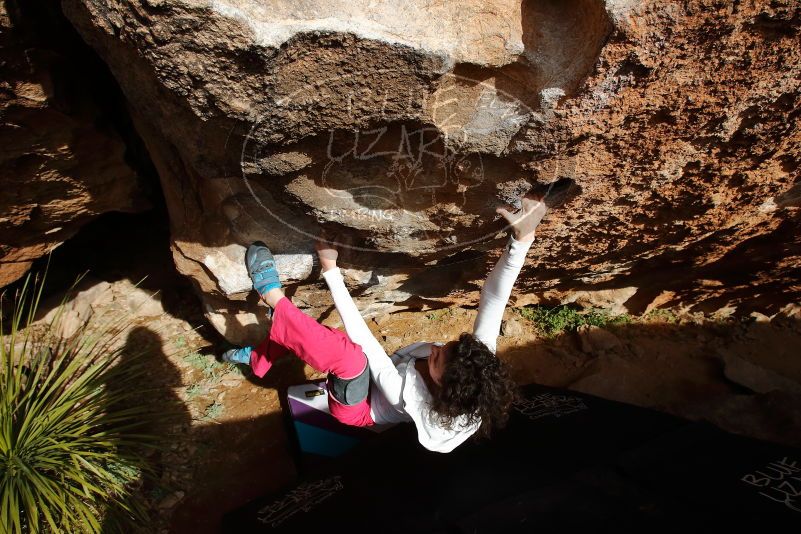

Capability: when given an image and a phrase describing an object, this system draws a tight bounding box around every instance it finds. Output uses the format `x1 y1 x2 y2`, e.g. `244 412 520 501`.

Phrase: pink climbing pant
250 297 374 427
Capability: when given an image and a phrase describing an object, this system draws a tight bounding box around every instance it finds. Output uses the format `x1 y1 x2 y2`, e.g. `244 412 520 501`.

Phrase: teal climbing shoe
221 346 253 366
246 241 281 297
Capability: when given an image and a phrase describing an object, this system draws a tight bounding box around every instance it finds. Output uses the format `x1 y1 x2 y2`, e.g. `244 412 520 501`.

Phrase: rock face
0 1 146 287
60 0 801 343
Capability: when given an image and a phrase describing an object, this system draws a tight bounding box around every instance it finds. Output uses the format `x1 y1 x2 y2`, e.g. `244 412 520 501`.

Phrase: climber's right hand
315 236 339 272
496 193 547 242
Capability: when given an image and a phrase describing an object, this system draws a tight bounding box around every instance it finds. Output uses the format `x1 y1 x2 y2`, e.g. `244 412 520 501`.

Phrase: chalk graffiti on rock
257 476 344 527
513 393 588 420
741 457 801 513
320 124 482 204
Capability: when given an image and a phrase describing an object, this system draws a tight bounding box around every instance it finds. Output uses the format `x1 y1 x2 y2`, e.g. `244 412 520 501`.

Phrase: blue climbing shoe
246 241 281 297
222 346 253 366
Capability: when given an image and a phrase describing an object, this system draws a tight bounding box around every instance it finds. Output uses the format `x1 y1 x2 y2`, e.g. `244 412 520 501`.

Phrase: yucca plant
0 274 160 533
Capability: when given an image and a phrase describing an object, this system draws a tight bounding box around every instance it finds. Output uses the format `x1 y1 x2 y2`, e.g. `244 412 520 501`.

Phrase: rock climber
222 180 575 452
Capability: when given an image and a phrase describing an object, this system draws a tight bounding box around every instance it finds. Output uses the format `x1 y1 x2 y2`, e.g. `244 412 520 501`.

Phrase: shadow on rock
499 312 801 449
104 326 297 534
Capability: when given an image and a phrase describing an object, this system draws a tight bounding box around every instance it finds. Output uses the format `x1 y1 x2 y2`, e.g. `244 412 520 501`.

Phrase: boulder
38 278 112 338
577 324 622 353
60 0 801 343
718 349 801 396
501 317 526 337
35 277 165 337
0 0 146 287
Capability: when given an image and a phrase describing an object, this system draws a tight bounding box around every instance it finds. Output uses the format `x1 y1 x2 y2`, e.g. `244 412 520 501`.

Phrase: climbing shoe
222 346 253 366
246 241 281 297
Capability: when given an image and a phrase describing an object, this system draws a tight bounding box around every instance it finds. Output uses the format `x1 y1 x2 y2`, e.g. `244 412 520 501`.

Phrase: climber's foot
222 346 253 366
246 241 282 299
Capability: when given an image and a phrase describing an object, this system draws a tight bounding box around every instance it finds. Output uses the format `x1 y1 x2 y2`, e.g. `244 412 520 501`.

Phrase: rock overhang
57 0 801 344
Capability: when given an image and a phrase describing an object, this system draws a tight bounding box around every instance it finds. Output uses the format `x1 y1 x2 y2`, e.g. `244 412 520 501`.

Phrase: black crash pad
223 384 801 533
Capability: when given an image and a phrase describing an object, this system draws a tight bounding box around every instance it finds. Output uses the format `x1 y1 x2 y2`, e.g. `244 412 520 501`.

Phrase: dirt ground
19 212 801 533
134 294 801 533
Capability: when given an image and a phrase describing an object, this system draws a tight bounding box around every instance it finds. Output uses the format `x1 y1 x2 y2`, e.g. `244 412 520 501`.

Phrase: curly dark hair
429 333 518 438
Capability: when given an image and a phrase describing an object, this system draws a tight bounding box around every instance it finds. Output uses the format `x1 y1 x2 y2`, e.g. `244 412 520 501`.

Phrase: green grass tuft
426 309 451 322
643 308 679 324
202 401 224 421
184 383 204 399
517 305 631 338
183 352 227 381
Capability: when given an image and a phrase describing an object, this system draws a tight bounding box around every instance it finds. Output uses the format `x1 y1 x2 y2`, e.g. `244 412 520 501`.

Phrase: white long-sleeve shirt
322 235 533 453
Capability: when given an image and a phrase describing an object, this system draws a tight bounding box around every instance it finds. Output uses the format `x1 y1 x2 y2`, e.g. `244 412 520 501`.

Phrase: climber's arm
317 241 404 406
473 196 544 353
472 236 533 353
